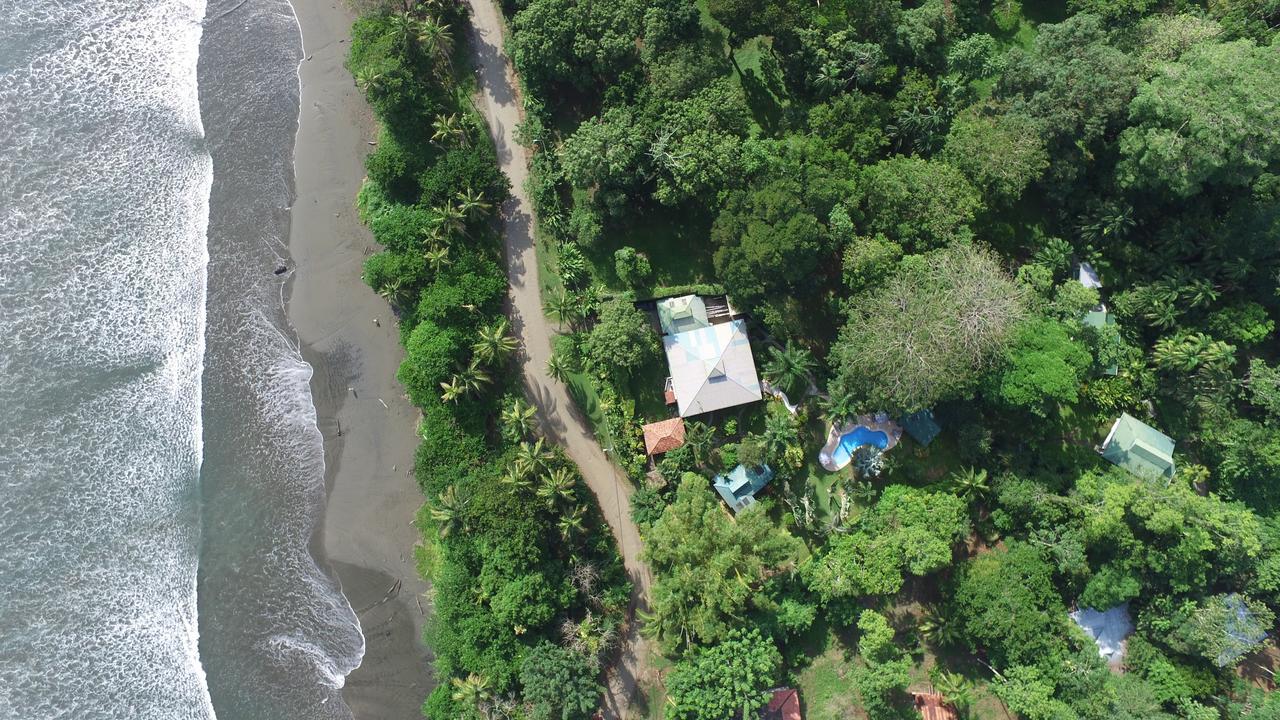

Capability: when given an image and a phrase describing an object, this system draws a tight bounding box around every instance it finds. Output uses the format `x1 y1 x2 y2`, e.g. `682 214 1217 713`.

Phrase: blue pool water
830 426 890 468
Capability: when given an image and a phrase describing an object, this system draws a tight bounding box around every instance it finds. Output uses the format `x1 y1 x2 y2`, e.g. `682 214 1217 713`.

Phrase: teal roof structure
713 464 774 513
657 295 711 336
901 410 940 447
1100 413 1175 480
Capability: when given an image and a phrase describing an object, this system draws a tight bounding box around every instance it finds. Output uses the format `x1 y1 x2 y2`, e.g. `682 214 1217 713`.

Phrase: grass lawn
627 356 673 423
795 640 864 720
583 203 718 294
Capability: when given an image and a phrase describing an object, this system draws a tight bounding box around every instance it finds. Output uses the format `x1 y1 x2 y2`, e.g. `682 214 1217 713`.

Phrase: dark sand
286 1 434 718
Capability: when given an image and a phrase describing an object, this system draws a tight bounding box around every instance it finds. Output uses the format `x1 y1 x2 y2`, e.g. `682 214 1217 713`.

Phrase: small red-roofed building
642 417 686 456
761 687 802 720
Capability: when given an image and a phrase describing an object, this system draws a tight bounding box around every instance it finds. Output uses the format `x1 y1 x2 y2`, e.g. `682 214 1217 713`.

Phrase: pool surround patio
818 413 903 472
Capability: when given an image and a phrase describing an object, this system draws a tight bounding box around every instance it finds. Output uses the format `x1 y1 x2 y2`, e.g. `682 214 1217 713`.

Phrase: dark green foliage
417 145 511 209
583 299 659 379
952 542 1067 669
711 179 828 308
519 643 602 720
664 629 782 720
856 156 981 250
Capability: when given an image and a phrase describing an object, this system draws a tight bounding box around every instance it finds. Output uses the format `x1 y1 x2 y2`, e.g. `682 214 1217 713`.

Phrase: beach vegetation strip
346 4 629 719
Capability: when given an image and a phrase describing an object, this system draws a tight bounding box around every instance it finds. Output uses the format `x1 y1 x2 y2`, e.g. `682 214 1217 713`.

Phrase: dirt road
463 1 657 717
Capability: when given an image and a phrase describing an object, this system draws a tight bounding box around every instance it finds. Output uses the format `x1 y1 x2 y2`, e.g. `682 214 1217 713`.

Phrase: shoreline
286 1 435 718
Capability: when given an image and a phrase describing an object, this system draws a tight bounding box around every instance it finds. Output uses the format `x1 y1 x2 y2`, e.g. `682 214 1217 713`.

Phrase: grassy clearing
583 204 718 293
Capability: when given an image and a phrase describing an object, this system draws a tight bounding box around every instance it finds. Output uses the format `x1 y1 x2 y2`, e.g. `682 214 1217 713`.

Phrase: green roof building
1100 413 1175 480
713 464 774 513
657 294 711 336
901 409 941 447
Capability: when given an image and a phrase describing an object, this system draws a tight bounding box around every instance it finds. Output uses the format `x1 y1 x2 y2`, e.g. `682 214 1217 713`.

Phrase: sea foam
0 1 216 719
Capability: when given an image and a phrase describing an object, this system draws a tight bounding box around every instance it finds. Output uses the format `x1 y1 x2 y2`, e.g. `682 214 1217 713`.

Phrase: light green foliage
993 665 1076 720
1068 0 1157 22
664 629 782 720
795 27 893 96
519 643 602 720
841 233 902 293
1155 594 1275 667
854 610 912 719
643 475 802 648
399 321 464 407
1247 358 1280 417
583 299 658 379
1119 39 1280 197
508 0 644 96
810 486 969 599
651 79 751 205
559 107 648 191
995 317 1093 413
942 106 1049 205
857 156 981 250
1073 469 1263 594
1135 14 1223 69
947 33 1001 80
831 244 1028 412
613 246 653 288
1207 302 1275 346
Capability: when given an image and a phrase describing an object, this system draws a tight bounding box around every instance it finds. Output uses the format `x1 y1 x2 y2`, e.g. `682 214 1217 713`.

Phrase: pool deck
818 413 903 472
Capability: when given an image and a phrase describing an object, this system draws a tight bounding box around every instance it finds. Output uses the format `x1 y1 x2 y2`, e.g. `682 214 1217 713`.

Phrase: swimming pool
829 426 890 469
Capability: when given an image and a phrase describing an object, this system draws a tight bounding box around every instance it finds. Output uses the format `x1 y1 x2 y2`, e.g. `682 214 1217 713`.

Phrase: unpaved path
463 2 657 717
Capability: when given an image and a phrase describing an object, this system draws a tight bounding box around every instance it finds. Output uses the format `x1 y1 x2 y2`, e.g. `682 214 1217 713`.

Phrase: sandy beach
286 1 434 718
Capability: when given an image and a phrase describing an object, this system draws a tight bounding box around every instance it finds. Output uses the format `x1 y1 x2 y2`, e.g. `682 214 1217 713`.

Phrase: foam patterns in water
0 1 216 718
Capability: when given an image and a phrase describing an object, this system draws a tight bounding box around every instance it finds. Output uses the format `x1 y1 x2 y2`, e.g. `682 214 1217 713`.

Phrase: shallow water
194 0 363 717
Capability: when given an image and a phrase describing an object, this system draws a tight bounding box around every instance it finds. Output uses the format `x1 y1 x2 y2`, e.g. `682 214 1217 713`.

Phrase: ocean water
0 1 363 718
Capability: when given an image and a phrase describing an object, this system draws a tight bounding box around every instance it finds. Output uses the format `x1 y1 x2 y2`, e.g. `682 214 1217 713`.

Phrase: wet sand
286 1 434 717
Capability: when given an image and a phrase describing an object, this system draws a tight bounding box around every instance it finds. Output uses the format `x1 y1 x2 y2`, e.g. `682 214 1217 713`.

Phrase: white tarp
1070 603 1133 664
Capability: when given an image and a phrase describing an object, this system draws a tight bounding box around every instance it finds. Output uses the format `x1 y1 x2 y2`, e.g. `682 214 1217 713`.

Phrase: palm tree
501 461 532 490
416 15 454 76
515 438 554 477
430 201 467 239
455 187 491 220
557 504 587 542
353 68 385 98
429 485 467 537
543 291 582 330
538 467 577 509
431 112 467 147
949 466 990 502
933 669 973 711
761 412 798 461
764 342 817 398
449 673 491 710
683 420 715 469
439 375 465 403
387 11 419 53
472 318 518 365
423 243 450 274
376 277 408 308
458 361 492 396
500 398 538 442
820 387 858 425
919 606 965 649
546 353 569 382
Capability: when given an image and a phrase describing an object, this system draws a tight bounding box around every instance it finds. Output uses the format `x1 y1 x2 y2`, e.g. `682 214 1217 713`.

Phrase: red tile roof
642 417 686 455
762 687 802 720
914 693 958 720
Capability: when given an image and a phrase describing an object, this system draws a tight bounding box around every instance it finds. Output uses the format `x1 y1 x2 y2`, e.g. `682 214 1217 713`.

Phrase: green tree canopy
994 317 1093 414
664 629 782 720
643 474 803 648
519 643 602 720
942 106 1049 205
952 542 1068 669
1118 38 1280 197
809 485 970 599
855 156 982 250
583 299 660 379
